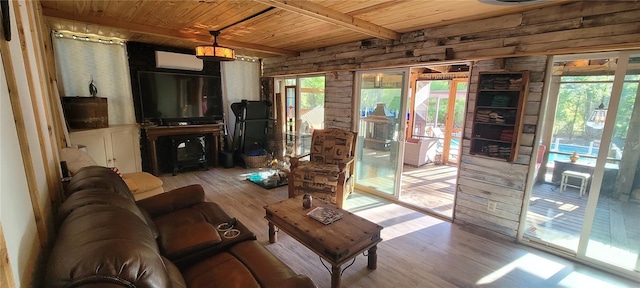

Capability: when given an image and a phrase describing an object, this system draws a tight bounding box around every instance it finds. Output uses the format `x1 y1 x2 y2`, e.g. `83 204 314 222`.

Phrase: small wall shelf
470 71 529 162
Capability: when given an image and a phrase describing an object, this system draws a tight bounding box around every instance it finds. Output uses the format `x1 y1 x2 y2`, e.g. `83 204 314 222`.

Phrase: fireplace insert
171 135 207 175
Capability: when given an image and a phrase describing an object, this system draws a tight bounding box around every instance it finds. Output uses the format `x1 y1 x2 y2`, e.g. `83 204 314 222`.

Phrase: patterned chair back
309 128 356 165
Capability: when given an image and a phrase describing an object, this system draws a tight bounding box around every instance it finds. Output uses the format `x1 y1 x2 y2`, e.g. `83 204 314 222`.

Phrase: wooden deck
356 147 458 218
400 164 457 218
394 162 639 271
525 181 640 266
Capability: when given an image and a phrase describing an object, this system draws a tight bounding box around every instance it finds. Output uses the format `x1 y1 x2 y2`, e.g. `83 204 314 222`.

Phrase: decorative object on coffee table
302 193 312 209
306 206 343 224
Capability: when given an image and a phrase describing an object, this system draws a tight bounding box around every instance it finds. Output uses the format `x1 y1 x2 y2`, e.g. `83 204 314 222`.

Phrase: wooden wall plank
3 0 47 254
264 3 640 76
324 71 354 130
0 223 16 288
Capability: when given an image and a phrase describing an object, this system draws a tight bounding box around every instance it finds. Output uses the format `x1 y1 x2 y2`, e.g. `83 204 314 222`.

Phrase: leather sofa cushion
67 166 135 201
163 256 188 288
46 205 171 287
57 188 154 234
161 222 222 260
136 184 205 217
228 241 303 288
153 202 257 267
182 252 261 288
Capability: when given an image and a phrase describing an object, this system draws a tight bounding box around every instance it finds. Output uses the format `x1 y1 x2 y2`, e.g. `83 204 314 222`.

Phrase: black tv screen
137 71 223 124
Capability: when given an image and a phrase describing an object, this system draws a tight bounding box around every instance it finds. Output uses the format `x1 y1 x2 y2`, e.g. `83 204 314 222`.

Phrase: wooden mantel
144 124 223 176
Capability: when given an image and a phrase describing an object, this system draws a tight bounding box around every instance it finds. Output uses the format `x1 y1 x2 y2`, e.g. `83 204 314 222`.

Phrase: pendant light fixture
586 101 607 129
195 31 235 61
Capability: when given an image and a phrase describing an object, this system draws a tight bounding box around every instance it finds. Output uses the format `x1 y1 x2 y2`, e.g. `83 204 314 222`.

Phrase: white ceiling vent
155 51 204 71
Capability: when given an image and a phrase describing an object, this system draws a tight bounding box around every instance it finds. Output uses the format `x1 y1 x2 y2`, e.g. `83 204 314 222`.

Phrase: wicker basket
242 154 268 168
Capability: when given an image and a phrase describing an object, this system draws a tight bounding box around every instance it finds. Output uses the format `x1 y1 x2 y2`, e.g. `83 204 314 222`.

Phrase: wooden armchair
288 128 357 208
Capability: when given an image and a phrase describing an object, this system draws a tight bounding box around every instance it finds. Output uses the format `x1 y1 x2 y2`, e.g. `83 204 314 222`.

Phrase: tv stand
158 118 221 127
164 121 189 126
145 124 223 175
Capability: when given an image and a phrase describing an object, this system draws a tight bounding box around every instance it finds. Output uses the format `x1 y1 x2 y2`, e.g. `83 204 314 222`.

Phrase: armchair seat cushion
292 162 342 193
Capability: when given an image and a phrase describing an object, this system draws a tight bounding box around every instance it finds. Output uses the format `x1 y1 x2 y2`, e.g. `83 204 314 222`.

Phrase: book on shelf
306 206 343 225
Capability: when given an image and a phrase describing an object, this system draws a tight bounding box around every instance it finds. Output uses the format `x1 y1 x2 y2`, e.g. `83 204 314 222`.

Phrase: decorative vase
302 193 312 209
570 151 580 163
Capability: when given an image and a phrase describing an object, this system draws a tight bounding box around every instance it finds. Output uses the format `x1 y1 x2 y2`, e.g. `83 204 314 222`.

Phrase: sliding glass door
280 76 325 156
354 70 408 197
584 52 639 274
523 51 640 279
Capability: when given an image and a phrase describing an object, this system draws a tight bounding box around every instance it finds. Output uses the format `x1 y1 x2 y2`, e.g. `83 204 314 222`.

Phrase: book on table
306 206 343 225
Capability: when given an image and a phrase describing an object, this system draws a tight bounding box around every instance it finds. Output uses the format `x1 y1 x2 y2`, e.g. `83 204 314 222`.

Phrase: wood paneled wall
323 71 354 130
456 56 547 238
263 1 640 76
261 1 640 238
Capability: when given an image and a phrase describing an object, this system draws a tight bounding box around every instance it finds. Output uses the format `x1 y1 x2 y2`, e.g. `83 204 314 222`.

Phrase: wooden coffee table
264 197 383 288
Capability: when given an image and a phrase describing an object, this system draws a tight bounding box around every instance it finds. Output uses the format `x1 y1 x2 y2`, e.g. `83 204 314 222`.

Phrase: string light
237 56 258 62
53 30 126 46
52 30 257 54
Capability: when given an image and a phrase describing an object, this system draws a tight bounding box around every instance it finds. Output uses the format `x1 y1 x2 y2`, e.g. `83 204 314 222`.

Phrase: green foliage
299 76 325 109
554 75 637 141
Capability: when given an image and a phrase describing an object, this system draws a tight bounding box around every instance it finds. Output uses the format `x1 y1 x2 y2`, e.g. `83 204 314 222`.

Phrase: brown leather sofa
46 166 315 288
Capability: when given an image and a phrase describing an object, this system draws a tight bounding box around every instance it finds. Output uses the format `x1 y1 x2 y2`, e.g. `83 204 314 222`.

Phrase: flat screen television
137 71 223 125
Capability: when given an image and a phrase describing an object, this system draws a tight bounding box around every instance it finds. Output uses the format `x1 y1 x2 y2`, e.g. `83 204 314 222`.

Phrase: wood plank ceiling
41 0 565 59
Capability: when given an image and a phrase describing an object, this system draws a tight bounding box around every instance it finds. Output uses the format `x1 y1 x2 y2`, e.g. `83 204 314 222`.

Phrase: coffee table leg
367 245 377 269
331 265 341 288
268 222 277 243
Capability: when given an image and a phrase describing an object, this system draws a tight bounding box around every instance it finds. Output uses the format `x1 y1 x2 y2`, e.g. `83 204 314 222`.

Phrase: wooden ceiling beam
255 0 401 41
41 7 299 57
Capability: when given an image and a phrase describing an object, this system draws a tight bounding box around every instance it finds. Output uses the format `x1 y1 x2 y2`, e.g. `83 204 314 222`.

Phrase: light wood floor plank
157 167 639 287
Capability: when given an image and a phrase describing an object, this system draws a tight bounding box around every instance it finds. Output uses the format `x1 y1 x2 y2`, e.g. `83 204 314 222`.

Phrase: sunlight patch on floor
477 253 565 285
585 240 640 271
556 270 634 288
558 203 580 211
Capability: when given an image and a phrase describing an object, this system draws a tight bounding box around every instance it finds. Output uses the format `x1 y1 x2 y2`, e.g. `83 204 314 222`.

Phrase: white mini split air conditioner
155 51 204 71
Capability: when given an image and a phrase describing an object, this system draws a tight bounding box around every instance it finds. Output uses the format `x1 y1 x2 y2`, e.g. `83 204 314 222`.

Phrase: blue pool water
548 143 600 164
551 143 599 155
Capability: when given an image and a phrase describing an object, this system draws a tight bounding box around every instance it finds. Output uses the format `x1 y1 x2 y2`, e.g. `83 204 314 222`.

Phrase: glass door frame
353 68 411 200
442 78 467 164
275 75 326 156
520 50 639 280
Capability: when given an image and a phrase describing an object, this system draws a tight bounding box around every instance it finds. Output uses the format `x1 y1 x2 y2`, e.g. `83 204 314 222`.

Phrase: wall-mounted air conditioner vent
155 51 203 71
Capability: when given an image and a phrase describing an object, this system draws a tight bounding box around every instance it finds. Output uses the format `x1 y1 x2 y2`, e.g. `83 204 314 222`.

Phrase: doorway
354 64 470 220
523 51 640 280
400 71 468 218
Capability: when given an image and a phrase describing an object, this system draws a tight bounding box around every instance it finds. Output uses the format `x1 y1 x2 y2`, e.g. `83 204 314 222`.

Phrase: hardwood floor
158 167 639 287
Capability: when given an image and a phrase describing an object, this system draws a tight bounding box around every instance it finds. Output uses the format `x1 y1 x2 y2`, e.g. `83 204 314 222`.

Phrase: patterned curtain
221 60 260 143
52 37 135 125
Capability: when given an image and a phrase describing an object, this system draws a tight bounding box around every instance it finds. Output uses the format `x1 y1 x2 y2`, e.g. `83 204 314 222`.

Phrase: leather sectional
46 166 315 287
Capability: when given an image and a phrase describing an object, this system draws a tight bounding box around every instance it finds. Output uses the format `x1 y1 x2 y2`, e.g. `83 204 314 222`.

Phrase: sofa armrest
136 184 205 217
